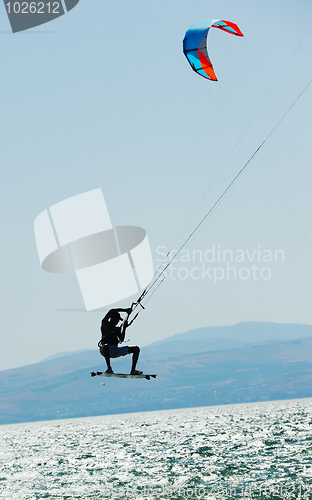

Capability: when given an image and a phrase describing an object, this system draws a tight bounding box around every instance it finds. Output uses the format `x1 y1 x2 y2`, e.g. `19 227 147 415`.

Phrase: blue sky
1 0 311 370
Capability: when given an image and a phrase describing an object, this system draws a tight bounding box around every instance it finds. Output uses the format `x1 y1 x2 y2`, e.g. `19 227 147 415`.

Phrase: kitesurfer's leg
128 346 141 374
102 344 113 373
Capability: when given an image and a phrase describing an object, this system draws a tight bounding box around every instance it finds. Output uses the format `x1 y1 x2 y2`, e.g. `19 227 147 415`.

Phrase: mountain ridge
0 322 311 424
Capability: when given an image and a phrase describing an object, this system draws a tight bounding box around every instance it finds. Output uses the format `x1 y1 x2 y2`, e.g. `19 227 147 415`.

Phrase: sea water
0 399 311 500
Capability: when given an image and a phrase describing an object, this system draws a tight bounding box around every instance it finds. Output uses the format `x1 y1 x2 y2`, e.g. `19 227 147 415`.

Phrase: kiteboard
90 371 157 381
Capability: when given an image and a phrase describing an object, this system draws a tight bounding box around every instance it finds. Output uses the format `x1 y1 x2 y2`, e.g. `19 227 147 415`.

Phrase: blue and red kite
183 20 243 81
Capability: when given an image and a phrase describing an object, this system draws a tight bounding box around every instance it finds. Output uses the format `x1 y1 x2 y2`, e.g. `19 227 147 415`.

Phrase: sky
1 0 311 371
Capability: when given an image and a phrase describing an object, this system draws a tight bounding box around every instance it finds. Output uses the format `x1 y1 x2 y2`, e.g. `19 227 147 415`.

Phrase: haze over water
0 398 311 500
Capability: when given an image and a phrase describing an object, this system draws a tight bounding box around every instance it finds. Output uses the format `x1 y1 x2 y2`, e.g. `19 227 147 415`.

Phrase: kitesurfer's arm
118 326 126 343
114 307 132 315
118 314 131 343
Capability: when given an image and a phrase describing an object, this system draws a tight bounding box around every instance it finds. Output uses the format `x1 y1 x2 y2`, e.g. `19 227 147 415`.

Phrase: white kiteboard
90 371 157 381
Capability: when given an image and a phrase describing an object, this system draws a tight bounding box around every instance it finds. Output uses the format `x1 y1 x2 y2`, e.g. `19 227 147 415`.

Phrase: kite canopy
183 19 243 81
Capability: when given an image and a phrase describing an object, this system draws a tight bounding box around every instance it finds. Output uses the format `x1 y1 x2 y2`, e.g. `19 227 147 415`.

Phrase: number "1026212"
5 2 61 14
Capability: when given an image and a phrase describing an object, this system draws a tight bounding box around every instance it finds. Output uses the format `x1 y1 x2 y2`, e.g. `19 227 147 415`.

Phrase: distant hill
145 322 312 358
42 349 91 362
0 322 311 424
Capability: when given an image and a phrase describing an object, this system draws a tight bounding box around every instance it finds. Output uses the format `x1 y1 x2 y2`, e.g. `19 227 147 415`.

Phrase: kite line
129 78 312 316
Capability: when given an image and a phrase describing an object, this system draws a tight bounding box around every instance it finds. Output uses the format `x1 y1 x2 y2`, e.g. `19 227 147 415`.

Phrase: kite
183 19 243 81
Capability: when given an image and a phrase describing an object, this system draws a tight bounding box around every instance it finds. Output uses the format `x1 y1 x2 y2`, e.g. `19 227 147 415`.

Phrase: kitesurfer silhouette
98 308 142 375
